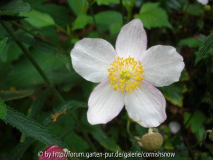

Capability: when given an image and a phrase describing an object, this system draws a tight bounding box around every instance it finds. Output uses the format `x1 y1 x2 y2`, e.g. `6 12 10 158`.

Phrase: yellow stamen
108 56 145 93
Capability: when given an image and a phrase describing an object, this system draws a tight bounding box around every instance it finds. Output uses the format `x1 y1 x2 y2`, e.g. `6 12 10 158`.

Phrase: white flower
169 121 181 134
197 0 208 5
71 19 184 128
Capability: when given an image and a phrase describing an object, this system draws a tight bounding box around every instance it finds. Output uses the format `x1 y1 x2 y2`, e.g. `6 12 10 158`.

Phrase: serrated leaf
0 0 31 13
17 35 71 71
86 125 121 152
9 101 82 160
96 0 119 5
159 82 187 107
184 111 206 141
0 36 8 54
0 90 35 101
19 9 55 28
9 137 33 160
0 98 7 119
134 3 172 29
3 106 67 148
0 15 26 21
178 38 202 48
72 14 92 30
20 89 49 142
67 0 88 16
195 32 213 64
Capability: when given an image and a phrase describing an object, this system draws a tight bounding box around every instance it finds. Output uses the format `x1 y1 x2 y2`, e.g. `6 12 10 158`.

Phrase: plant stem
88 0 100 37
11 21 69 55
1 22 65 103
54 24 72 37
2 21 97 153
120 0 125 25
127 120 134 138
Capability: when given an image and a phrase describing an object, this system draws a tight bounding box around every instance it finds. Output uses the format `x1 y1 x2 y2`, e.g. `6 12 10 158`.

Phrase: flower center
108 56 145 93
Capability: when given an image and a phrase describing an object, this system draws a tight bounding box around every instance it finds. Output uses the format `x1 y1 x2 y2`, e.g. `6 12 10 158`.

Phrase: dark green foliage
3 106 68 148
0 15 26 21
0 0 213 159
0 0 31 12
195 32 213 64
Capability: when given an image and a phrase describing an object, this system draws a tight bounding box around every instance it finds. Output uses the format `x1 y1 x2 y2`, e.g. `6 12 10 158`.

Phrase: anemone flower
71 19 184 128
197 0 208 5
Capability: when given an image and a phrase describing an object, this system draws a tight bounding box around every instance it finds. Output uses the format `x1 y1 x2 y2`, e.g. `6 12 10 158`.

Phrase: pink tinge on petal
197 0 208 5
116 19 147 60
87 80 125 124
38 145 67 160
124 80 166 128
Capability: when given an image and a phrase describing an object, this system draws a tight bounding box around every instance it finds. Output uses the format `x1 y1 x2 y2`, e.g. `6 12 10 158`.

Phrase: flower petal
124 80 166 128
197 0 208 5
87 80 125 124
115 19 147 60
71 38 117 83
141 45 184 87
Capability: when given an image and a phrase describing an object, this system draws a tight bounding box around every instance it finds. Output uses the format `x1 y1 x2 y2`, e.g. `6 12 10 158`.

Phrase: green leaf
86 125 121 152
9 137 33 160
9 101 82 160
184 4 204 16
0 15 26 21
0 98 7 119
7 49 64 88
2 106 67 148
178 38 202 48
0 0 31 13
17 35 72 71
95 11 122 25
72 14 92 30
67 0 88 16
0 36 8 54
134 3 172 29
180 69 189 81
28 89 49 120
36 4 71 28
184 111 206 141
96 0 119 5
109 21 122 36
19 9 55 28
0 90 35 101
64 132 89 152
159 82 187 107
166 0 181 10
195 32 213 64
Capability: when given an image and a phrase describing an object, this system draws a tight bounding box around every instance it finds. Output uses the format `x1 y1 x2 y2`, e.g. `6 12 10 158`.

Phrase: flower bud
209 131 213 141
141 131 163 151
204 5 211 11
38 145 67 160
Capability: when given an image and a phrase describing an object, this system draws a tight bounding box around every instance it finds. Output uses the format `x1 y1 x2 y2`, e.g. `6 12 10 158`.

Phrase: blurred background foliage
0 0 213 159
